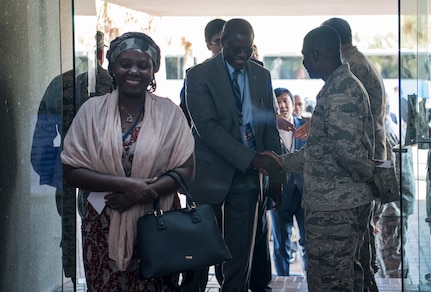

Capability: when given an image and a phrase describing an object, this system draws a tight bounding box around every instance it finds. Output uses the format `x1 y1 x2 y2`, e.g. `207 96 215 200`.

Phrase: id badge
240 122 256 149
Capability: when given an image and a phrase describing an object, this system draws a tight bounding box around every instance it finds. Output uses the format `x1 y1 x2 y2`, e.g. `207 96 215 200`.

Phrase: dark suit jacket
185 54 282 204
179 67 193 126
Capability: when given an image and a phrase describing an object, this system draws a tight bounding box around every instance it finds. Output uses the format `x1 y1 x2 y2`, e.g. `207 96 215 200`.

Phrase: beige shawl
61 89 194 271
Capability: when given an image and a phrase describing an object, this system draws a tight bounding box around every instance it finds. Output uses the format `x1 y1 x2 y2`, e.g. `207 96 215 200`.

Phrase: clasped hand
104 177 158 213
252 151 283 176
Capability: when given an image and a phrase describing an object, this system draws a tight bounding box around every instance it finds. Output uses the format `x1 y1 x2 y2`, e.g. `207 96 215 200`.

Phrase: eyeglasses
209 38 221 46
224 44 253 56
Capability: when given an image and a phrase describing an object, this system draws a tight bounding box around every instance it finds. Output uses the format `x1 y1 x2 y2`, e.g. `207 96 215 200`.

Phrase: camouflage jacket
31 65 112 188
343 46 387 160
379 117 415 217
280 63 376 211
73 65 112 129
31 70 74 188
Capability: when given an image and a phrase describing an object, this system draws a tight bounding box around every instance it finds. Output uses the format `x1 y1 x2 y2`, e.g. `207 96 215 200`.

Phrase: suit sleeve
179 79 192 127
262 83 282 155
260 81 284 183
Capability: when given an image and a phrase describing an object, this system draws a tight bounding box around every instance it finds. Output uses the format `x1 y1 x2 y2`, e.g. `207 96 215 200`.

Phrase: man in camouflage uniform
31 31 111 287
374 98 415 278
265 25 376 291
322 18 386 161
322 18 387 292
75 31 113 107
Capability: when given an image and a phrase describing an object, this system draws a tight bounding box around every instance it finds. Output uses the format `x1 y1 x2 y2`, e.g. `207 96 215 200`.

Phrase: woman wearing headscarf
61 32 195 291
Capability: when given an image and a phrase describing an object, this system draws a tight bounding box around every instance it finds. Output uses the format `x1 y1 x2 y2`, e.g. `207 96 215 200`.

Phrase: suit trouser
270 183 306 276
183 174 259 292
249 197 272 291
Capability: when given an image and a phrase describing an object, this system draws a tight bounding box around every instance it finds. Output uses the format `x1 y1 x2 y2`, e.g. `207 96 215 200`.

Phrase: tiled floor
204 259 405 292
68 273 405 292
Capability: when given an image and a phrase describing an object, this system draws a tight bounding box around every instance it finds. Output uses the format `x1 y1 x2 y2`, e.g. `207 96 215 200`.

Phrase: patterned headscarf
106 32 161 76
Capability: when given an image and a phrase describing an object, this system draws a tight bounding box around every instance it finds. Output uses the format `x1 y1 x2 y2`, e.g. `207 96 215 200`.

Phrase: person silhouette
30 31 112 287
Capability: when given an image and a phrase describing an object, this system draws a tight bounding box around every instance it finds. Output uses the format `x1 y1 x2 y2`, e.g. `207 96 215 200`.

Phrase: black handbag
137 170 232 280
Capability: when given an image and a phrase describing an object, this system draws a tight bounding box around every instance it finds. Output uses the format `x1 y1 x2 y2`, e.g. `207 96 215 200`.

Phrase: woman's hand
122 177 159 206
105 192 135 213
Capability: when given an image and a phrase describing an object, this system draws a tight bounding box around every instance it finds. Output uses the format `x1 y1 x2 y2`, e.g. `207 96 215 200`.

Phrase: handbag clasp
188 201 197 210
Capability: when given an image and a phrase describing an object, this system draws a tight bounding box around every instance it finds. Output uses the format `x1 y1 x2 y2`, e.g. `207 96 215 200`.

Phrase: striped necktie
232 70 242 122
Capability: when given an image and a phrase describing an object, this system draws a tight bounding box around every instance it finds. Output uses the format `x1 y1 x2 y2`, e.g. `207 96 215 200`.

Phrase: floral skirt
81 195 181 291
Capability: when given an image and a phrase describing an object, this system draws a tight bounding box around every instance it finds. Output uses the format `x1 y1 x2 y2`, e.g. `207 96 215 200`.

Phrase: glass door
399 0 431 291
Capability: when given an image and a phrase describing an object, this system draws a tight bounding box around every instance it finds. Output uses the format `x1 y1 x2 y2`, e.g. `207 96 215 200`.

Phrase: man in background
374 95 415 279
322 18 387 292
75 31 112 104
293 94 305 118
321 17 386 161
179 18 226 126
269 87 307 276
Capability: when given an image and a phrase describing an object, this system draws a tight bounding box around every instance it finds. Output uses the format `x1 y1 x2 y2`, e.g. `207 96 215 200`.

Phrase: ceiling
74 0 401 16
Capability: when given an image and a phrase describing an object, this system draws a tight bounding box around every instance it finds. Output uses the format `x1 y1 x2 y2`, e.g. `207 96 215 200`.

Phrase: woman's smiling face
112 49 153 96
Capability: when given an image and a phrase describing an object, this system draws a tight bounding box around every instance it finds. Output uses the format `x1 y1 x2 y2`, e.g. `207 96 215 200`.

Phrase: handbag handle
156 170 197 211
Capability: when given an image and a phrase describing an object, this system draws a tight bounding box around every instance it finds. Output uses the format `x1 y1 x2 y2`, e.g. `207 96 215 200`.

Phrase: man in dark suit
185 18 283 292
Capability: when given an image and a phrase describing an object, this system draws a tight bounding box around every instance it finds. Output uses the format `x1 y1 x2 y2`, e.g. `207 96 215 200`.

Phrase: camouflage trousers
359 203 379 291
305 203 371 292
375 215 408 278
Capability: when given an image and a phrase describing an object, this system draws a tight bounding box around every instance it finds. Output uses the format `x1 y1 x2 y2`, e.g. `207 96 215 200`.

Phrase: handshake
251 151 283 176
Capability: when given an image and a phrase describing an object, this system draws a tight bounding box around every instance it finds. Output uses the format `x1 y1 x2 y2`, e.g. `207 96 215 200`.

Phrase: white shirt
279 117 295 153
